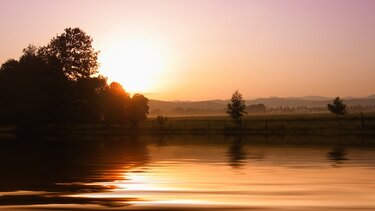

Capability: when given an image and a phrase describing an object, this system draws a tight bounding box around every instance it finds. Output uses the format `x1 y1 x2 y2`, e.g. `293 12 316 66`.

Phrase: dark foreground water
0 135 374 211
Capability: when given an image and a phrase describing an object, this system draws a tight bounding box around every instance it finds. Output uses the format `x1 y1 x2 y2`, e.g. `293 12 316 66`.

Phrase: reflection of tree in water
155 135 168 146
0 136 149 207
228 136 247 168
327 147 348 166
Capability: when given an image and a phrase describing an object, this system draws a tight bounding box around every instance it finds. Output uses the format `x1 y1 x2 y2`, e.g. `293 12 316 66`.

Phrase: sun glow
100 36 166 93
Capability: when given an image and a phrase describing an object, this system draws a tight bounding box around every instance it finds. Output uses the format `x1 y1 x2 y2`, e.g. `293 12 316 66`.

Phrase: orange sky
0 0 375 100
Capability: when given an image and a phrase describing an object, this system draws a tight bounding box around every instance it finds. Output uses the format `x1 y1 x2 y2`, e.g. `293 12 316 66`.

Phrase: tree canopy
227 90 247 127
38 27 99 80
0 27 149 132
327 96 347 117
129 94 150 127
103 82 131 125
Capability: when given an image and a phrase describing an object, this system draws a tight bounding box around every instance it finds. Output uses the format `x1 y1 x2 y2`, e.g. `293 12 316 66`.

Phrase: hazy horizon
1 0 375 100
149 94 375 103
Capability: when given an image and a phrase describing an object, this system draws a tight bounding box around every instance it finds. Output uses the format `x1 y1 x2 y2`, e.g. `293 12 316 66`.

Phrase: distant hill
296 96 331 101
149 96 375 114
149 99 227 111
246 97 375 107
245 97 322 107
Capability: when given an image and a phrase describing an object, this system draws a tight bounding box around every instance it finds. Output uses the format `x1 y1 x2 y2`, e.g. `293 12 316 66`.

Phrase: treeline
266 105 375 113
0 28 149 130
348 104 375 112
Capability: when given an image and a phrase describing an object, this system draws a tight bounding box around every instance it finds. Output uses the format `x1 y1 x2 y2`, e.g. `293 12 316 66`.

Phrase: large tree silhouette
0 27 150 133
39 28 99 80
0 45 70 127
37 28 107 123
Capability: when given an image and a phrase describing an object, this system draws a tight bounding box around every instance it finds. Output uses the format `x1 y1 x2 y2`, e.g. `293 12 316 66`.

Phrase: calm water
0 135 374 210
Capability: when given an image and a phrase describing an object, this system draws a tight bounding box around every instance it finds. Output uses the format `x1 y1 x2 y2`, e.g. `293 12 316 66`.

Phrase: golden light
100 36 166 93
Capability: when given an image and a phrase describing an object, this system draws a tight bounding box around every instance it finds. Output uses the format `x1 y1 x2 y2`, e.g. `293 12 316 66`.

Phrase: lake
0 135 374 210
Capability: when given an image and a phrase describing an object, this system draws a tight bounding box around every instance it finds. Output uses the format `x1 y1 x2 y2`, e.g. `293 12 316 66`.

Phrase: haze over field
1 0 375 100
147 95 375 115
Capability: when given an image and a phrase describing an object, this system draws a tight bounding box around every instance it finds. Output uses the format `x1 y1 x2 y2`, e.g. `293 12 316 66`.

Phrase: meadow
1 112 374 138
141 112 375 135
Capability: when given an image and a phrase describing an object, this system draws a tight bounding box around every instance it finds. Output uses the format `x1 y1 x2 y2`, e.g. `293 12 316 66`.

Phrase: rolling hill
149 95 375 115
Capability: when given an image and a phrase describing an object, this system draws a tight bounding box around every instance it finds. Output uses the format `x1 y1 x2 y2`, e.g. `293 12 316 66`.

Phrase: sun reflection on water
63 140 375 210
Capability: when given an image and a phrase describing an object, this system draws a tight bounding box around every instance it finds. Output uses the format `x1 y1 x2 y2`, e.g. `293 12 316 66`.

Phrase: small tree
328 96 347 118
227 90 247 128
128 94 149 128
328 96 347 128
155 115 168 129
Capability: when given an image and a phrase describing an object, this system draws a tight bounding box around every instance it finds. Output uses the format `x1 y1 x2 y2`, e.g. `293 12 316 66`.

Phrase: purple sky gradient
0 0 374 100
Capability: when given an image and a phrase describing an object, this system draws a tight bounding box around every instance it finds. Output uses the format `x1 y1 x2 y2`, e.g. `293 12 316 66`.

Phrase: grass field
1 112 374 137
139 112 375 135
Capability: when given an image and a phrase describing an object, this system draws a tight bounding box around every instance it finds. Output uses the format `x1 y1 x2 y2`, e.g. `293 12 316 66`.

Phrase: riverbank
1 112 375 138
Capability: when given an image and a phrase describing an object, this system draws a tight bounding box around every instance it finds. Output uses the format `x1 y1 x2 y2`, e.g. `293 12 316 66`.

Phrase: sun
99 36 166 93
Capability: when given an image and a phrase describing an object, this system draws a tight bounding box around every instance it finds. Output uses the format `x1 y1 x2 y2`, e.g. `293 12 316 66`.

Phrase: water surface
0 135 374 210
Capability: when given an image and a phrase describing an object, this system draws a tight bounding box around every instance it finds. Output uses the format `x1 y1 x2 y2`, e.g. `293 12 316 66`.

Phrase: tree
0 45 71 129
128 94 149 128
247 103 266 113
39 27 99 80
102 82 131 125
227 90 247 128
155 115 168 129
102 86 150 127
0 59 18 73
0 27 153 135
327 96 347 118
37 28 110 122
328 96 347 129
74 76 109 123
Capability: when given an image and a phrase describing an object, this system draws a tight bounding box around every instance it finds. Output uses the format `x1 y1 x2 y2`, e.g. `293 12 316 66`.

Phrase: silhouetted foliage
0 45 70 127
103 82 131 125
247 103 266 113
101 84 149 127
39 28 99 80
73 76 109 123
155 115 168 129
0 59 18 73
0 27 150 134
129 94 149 127
328 96 347 117
227 90 247 127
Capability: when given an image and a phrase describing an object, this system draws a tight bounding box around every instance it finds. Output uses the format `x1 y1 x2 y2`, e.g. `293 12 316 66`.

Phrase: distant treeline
261 104 375 113
0 28 149 129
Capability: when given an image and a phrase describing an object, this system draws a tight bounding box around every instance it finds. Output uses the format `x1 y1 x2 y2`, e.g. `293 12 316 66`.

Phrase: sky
0 0 375 100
